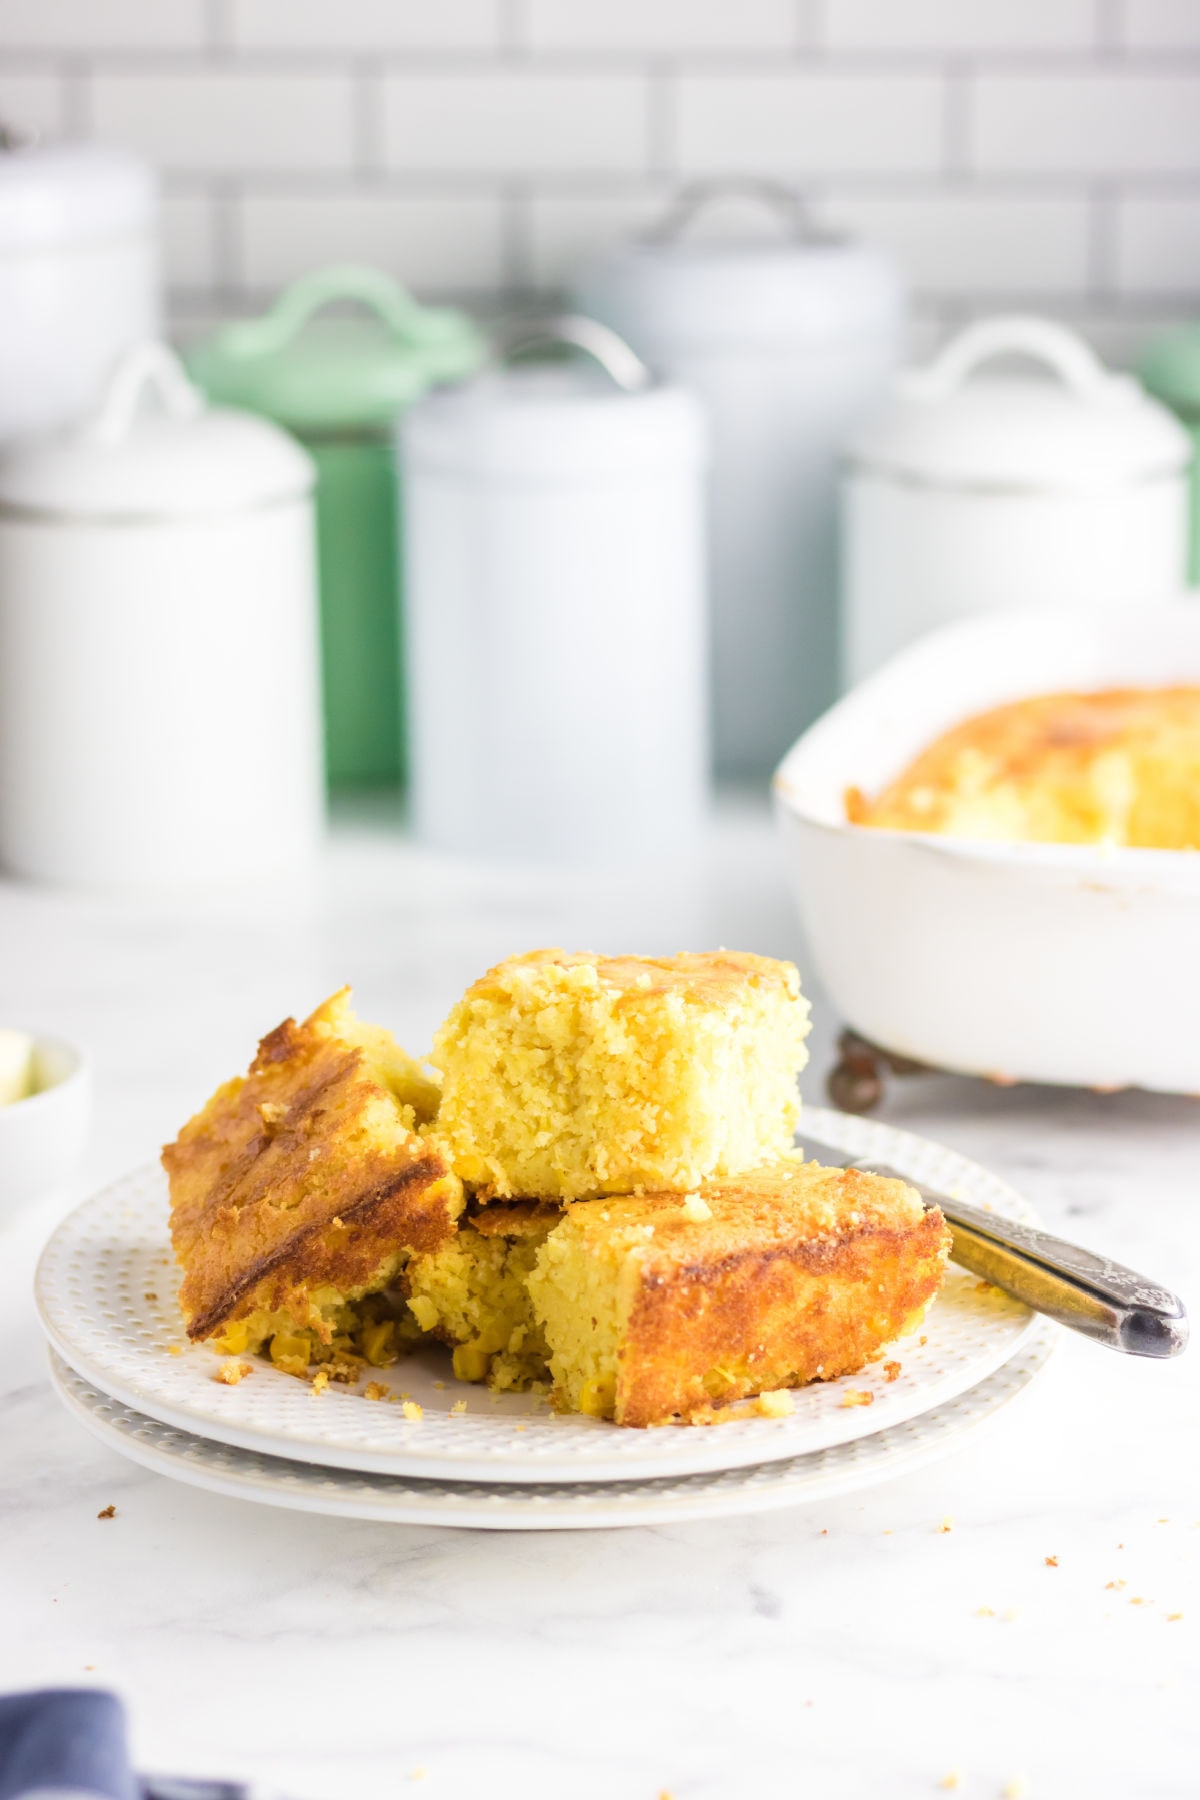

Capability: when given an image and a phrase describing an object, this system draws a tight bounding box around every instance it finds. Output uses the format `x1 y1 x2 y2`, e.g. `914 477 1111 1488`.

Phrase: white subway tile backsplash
826 0 1095 54
823 193 1091 295
676 74 944 175
0 1 204 52
230 0 502 52
0 73 65 139
1117 197 1200 294
238 190 507 292
382 73 648 174
1123 1 1200 50
160 189 218 287
92 72 355 173
525 0 797 54
974 74 1200 174
528 191 665 287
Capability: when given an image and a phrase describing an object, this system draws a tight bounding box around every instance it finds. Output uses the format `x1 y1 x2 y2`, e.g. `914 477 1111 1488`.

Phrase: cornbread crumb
939 1517 954 1533
1045 1555 1059 1567
883 1360 901 1382
215 1359 252 1386
919 1335 928 1346
1131 1596 1150 1605
409 1770 426 1783
976 1607 995 1617
364 1381 390 1402
402 1400 423 1421
450 1399 468 1415
1002 1608 1019 1621
680 1192 712 1222
754 1389 795 1418
1168 1612 1183 1622
167 1344 182 1356
841 1390 874 1408
939 1771 963 1790
1106 1580 1127 1590
97 1505 116 1520
311 1369 330 1396
1002 1779 1027 1799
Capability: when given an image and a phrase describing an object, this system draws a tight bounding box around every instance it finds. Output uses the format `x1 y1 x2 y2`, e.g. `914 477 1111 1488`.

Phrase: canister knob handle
217 264 469 357
81 341 205 446
906 315 1138 407
640 177 829 245
490 314 653 393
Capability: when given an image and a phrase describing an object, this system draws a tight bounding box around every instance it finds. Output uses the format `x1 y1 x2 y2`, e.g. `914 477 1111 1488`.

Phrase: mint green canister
188 267 483 785
1139 324 1200 583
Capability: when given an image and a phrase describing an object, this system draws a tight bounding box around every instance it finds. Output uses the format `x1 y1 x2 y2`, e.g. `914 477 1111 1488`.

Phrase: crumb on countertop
1167 1612 1183 1622
450 1398 468 1415
939 1771 963 1791
97 1505 116 1520
1002 1779 1027 1799
1045 1554 1059 1567
840 1389 874 1408
363 1381 390 1402
938 1517 953 1534
401 1399 423 1421
883 1360 901 1382
310 1369 330 1396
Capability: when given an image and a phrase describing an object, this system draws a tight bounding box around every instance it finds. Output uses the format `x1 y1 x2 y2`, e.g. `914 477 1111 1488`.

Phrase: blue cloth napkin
0 1692 138 1800
0 1693 246 1800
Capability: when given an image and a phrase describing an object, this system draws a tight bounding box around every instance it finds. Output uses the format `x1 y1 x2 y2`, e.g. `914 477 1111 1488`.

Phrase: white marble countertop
1 798 1196 1800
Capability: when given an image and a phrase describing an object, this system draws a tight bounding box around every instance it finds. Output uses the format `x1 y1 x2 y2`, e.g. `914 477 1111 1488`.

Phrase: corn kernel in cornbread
525 1162 950 1426
406 1202 558 1392
431 950 811 1201
846 687 1200 850
164 988 463 1362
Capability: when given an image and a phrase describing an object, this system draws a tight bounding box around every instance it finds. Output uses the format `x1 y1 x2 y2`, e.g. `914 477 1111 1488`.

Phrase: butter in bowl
773 602 1200 1096
0 1028 91 1221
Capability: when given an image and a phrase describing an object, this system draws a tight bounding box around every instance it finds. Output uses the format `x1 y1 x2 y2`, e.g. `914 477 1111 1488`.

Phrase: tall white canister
0 136 161 441
0 343 323 888
401 318 708 864
843 316 1193 685
574 182 905 777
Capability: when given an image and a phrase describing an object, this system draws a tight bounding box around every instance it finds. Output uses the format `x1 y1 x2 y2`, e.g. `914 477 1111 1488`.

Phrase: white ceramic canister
400 317 708 864
0 137 161 441
573 182 905 778
0 344 323 888
843 315 1193 685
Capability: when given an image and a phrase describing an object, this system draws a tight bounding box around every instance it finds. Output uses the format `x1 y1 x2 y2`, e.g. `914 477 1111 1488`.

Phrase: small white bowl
0 1033 92 1222
774 602 1200 1094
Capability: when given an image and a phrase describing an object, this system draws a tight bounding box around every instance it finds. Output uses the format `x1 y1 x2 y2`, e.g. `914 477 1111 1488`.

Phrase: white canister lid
850 315 1192 491
0 342 315 520
403 316 707 482
0 140 157 251
579 237 903 350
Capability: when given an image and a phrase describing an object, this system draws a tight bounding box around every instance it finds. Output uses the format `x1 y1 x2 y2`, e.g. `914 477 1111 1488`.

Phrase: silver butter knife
800 1128 1189 1359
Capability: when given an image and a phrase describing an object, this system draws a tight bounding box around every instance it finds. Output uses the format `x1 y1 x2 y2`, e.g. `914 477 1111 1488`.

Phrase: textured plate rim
48 1325 1056 1530
34 1105 1042 1485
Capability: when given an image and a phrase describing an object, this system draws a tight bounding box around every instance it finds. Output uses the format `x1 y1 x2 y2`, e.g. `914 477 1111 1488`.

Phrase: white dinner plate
49 1325 1056 1530
35 1107 1042 1484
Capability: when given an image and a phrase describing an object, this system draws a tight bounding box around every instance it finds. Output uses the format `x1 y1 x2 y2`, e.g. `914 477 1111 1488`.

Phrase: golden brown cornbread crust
164 999 462 1343
534 1163 951 1426
464 948 798 1005
847 686 1200 849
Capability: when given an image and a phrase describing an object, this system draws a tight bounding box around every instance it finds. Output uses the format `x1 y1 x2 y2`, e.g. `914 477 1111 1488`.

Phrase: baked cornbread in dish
525 1162 950 1426
431 949 812 1202
164 989 463 1375
847 686 1200 850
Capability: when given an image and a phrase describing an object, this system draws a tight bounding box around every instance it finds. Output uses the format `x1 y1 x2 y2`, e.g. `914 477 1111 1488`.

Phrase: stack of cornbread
164 951 950 1426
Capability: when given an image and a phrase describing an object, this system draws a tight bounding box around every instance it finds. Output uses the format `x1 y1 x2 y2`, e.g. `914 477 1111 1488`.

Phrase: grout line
1095 0 1126 55
60 54 91 136
1088 180 1120 300
353 58 385 178
942 58 972 180
647 59 674 180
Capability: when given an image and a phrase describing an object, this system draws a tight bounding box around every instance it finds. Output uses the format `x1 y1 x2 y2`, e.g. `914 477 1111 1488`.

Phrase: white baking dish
773 603 1200 1094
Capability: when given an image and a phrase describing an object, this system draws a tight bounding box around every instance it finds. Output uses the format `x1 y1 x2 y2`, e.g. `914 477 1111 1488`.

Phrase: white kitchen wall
3 0 1200 363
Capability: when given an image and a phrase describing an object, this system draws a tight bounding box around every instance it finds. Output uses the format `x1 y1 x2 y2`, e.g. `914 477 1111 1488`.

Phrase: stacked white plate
35 1107 1055 1530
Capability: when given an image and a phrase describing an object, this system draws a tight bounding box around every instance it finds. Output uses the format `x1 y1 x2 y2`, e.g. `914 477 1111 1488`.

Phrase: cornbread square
431 949 811 1201
405 1202 559 1392
164 988 463 1368
525 1162 951 1426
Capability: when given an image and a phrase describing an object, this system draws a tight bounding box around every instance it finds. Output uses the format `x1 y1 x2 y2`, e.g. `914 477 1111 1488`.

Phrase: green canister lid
186 264 485 432
1139 321 1200 422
